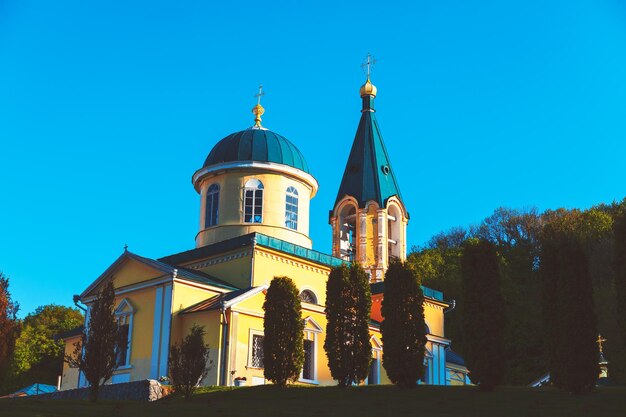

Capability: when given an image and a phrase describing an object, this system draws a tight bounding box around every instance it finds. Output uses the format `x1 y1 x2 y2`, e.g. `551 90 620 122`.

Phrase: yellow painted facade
60 78 469 391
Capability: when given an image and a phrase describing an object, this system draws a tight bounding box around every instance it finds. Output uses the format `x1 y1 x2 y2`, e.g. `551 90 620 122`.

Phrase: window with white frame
285 186 299 230
300 317 322 383
251 334 264 368
244 179 264 223
302 339 314 380
421 351 433 385
368 337 382 385
368 358 380 385
299 290 317 304
114 299 134 368
205 183 219 228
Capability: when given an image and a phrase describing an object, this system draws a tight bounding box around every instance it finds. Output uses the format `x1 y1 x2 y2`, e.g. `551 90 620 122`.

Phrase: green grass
1 385 625 417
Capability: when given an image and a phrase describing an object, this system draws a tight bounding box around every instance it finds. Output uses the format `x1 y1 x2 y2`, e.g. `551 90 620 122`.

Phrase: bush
168 324 212 400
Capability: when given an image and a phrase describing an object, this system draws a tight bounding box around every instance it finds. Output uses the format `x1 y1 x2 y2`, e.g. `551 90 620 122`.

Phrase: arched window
205 184 219 228
299 290 317 304
285 186 299 230
244 179 264 223
387 204 402 262
339 204 357 262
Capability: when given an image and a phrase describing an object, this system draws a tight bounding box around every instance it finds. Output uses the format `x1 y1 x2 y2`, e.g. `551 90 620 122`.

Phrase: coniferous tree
0 272 20 390
324 263 372 387
614 211 626 350
461 238 505 392
66 281 123 401
381 260 427 388
168 324 212 400
540 214 599 394
262 277 304 387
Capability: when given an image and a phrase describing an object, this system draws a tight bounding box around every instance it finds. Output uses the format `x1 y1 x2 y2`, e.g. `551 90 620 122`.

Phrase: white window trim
366 336 383 385
420 346 434 385
247 329 265 370
285 186 299 230
114 298 135 369
205 183 220 228
299 288 318 305
299 317 322 384
243 179 264 224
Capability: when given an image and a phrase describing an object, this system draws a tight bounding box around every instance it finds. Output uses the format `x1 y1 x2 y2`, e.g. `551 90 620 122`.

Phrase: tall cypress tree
461 238 505 392
324 263 372 387
540 214 599 394
614 211 626 351
540 222 563 386
381 260 427 388
262 276 304 387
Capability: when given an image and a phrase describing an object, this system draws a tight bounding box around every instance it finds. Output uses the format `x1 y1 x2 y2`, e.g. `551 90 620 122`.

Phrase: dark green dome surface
203 128 310 174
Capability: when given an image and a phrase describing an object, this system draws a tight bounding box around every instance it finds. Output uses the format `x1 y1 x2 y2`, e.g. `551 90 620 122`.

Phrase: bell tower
329 70 408 282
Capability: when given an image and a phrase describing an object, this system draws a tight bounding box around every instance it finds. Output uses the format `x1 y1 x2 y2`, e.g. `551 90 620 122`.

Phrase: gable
82 257 169 298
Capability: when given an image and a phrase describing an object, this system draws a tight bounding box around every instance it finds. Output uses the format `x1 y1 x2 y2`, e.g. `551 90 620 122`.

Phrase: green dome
204 128 310 174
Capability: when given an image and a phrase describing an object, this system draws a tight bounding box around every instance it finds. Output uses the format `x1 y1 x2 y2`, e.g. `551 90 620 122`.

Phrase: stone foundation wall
38 379 164 402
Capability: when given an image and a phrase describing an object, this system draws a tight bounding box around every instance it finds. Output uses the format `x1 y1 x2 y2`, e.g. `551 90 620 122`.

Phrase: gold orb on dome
360 79 377 97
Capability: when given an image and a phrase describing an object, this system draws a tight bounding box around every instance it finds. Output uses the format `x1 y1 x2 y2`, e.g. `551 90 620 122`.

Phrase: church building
60 73 469 389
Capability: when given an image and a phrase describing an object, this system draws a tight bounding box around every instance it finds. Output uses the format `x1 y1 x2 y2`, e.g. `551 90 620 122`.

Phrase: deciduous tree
10 305 82 389
0 272 20 390
65 281 123 401
168 324 212 400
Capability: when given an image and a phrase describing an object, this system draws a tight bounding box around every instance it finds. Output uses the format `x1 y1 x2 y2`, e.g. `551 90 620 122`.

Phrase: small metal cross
361 53 376 79
254 85 265 105
597 334 607 353
124 243 128 252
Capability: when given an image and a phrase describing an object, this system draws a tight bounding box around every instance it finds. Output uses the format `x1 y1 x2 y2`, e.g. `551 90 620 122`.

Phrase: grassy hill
2 385 625 417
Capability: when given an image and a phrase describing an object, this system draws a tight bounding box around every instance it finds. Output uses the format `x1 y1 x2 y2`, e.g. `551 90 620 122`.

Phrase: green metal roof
370 281 444 302
204 128 310 174
335 99 403 208
255 234 346 268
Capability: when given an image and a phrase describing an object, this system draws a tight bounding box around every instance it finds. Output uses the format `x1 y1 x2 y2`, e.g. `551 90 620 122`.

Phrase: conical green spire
334 80 403 208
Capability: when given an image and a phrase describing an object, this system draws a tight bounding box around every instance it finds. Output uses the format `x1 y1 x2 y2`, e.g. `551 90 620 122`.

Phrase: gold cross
361 53 376 79
597 334 607 353
254 85 265 105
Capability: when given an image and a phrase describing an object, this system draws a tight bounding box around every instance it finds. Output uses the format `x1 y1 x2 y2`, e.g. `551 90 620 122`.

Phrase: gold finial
252 85 265 128
360 53 377 97
597 334 607 353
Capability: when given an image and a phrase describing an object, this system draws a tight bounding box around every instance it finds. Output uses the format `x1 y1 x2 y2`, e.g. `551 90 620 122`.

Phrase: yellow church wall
251 247 330 305
196 170 313 249
112 286 156 381
82 259 166 299
171 281 221 318
227 291 390 387
60 334 81 391
423 300 445 337
192 250 253 290
176 310 223 386
111 260 166 289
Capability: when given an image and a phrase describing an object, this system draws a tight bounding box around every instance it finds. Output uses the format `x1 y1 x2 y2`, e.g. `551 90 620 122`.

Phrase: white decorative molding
255 249 331 276
192 161 319 197
189 250 252 270
150 286 164 379
158 284 173 378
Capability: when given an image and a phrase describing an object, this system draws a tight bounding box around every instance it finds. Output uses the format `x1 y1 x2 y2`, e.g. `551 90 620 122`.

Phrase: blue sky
2 0 626 316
